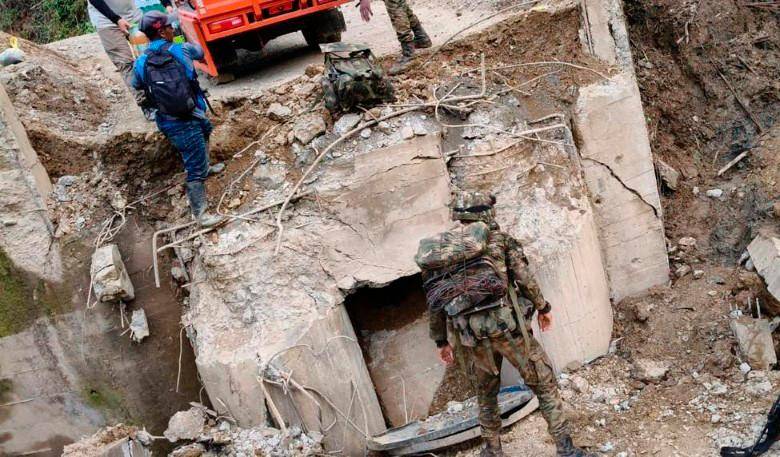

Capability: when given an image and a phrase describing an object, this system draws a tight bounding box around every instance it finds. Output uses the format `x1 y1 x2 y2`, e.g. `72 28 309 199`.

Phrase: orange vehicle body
179 0 351 77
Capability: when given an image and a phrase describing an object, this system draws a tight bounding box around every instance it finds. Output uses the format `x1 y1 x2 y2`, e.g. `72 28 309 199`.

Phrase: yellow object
9 36 19 49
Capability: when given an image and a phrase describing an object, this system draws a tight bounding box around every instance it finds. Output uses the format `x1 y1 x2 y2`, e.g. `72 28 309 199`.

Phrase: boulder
293 113 326 144
91 244 134 303
632 358 669 382
164 408 207 442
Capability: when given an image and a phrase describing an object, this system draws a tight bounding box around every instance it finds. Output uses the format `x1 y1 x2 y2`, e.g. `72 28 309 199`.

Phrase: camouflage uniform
427 228 567 441
383 0 421 44
423 191 594 457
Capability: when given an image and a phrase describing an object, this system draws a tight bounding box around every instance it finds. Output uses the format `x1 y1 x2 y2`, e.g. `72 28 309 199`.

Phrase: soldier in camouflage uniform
357 0 432 75
424 191 596 457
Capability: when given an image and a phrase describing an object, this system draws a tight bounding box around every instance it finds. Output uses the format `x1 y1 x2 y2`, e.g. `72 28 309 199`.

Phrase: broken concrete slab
165 408 207 442
747 228 780 303
91 244 135 303
573 73 670 301
130 308 149 343
730 317 777 371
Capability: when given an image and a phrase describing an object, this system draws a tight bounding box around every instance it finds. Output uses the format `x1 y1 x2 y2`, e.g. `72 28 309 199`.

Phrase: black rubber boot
412 24 432 49
479 435 504 457
185 181 225 228
556 435 598 457
388 41 415 76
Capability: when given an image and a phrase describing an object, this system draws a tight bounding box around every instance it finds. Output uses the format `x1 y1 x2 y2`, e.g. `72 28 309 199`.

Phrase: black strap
721 394 780 457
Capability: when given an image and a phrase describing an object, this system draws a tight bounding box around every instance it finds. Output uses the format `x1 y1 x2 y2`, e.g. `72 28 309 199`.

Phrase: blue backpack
143 43 199 118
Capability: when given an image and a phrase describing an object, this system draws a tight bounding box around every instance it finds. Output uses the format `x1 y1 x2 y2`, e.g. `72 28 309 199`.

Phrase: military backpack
319 43 395 112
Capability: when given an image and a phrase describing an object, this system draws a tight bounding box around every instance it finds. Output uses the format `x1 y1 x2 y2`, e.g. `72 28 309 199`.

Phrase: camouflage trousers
383 0 420 44
462 332 568 440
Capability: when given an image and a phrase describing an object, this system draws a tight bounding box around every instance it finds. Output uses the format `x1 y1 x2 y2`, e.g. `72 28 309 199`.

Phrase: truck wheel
303 9 346 48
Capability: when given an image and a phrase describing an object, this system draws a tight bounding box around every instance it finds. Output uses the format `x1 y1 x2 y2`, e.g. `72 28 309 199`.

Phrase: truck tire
303 8 346 48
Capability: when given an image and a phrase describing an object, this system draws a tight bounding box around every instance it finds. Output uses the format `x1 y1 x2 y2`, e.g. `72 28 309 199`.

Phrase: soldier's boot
479 435 504 457
412 24 432 49
556 435 598 457
388 41 415 76
185 181 225 228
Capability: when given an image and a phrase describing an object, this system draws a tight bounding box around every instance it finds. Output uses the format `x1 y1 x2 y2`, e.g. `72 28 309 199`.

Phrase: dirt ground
2 0 780 455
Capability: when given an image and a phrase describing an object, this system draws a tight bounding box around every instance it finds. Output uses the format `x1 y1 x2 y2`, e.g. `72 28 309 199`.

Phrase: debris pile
165 406 324 457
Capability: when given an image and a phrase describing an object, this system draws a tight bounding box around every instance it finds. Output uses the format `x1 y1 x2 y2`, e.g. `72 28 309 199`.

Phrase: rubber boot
185 181 225 228
556 435 598 457
208 162 225 176
388 41 415 76
412 24 432 49
479 435 504 457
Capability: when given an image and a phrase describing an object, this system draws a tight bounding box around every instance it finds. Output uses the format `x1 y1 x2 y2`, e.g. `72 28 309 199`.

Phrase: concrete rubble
129 308 150 343
747 228 780 303
729 316 777 371
91 243 135 303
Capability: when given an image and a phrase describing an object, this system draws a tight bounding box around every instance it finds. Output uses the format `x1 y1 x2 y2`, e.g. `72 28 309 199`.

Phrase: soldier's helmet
450 191 497 223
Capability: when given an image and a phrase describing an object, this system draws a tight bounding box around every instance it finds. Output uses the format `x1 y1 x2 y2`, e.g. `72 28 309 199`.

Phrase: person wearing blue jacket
131 11 225 227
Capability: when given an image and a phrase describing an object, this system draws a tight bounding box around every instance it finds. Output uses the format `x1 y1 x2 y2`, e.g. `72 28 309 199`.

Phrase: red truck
178 0 351 80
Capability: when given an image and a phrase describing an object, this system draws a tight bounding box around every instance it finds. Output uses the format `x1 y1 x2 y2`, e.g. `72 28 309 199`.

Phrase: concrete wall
577 0 670 301
574 74 669 301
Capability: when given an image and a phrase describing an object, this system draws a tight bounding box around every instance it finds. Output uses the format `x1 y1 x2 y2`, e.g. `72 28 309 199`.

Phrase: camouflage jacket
426 228 547 344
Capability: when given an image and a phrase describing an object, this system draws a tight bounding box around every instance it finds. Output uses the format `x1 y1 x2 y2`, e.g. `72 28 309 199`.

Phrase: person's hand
359 0 373 22
438 344 455 366
117 18 131 34
538 312 552 332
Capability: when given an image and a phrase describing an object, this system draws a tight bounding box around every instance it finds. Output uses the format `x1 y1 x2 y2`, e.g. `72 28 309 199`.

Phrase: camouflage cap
450 191 496 222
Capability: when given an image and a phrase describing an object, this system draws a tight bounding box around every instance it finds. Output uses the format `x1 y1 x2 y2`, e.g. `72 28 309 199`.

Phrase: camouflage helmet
450 191 496 223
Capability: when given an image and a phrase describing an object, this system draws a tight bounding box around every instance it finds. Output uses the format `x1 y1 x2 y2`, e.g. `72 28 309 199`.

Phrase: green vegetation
83 385 127 417
0 0 92 44
0 248 69 337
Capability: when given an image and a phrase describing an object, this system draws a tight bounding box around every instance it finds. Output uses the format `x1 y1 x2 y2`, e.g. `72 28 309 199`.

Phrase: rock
634 301 654 322
165 408 207 442
739 362 752 374
446 401 464 413
675 264 692 278
746 371 773 396
58 175 76 187
632 358 670 382
656 160 680 190
773 202 780 218
333 113 362 135
110 192 127 211
0 47 26 66
293 113 326 144
569 375 589 393
747 229 780 302
706 188 724 198
304 64 322 77
678 237 697 248
266 103 292 121
227 198 241 209
730 317 777 370
91 244 134 303
171 443 205 457
400 126 415 140
253 160 289 189
745 258 755 271
171 266 187 282
360 128 372 139
294 82 316 96
129 308 149 343
693 270 705 279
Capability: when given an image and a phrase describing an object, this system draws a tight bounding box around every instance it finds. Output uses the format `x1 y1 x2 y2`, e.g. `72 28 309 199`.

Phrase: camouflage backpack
319 43 395 112
415 222 508 316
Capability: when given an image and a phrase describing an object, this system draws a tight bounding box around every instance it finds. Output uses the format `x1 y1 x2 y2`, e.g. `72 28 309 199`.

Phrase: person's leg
469 344 504 457
497 333 595 456
157 118 223 226
382 0 415 75
96 26 146 108
400 0 431 48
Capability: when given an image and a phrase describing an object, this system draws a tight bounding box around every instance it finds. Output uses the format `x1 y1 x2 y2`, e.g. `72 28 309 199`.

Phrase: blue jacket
132 39 207 119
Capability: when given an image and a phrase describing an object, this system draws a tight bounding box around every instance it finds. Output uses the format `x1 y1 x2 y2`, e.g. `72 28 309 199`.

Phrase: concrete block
574 73 669 301
730 317 777 370
91 244 135 303
747 228 780 302
99 437 151 457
